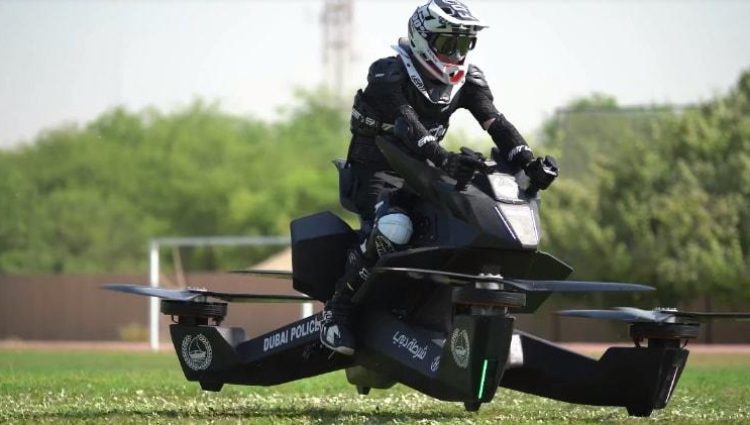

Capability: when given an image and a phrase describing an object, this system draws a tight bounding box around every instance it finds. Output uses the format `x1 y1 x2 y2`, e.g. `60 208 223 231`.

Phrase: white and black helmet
408 0 487 85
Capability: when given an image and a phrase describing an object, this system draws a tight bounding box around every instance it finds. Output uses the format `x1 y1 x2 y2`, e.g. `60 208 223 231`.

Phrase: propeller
373 267 655 293
103 283 313 303
560 307 750 345
229 269 293 280
559 307 750 323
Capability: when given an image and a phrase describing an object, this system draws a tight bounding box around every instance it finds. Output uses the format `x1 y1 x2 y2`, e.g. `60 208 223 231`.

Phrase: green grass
1 350 749 424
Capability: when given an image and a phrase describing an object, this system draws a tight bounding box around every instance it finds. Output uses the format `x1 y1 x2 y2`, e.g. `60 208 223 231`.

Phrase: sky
0 0 749 148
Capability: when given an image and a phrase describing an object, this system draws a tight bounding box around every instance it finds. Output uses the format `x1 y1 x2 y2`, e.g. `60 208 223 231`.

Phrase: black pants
351 166 410 223
332 166 409 297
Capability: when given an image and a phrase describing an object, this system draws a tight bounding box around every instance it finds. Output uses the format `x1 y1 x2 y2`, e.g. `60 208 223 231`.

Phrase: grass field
1 349 749 424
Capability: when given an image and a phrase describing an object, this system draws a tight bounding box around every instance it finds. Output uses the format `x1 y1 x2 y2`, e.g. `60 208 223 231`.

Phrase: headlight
496 203 539 247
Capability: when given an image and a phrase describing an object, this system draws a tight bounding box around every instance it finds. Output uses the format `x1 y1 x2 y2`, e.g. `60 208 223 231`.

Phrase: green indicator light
477 359 489 399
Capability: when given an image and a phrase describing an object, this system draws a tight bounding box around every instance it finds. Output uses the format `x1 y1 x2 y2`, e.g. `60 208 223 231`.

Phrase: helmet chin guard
407 0 487 87
393 41 461 105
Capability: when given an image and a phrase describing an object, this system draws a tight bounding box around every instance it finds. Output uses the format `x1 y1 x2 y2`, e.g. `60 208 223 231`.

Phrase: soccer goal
147 236 309 351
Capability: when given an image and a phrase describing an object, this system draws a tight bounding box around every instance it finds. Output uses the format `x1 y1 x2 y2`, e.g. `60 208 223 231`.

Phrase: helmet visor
430 33 477 58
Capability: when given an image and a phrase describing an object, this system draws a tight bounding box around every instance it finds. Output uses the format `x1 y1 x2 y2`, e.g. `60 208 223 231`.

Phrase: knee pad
377 212 413 245
366 212 413 257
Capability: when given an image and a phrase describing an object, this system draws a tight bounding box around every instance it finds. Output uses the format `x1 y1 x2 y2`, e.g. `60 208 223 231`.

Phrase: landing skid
502 331 688 416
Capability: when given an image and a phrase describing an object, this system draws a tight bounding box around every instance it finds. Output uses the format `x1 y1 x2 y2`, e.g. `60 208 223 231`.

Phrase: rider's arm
461 65 534 171
392 104 449 166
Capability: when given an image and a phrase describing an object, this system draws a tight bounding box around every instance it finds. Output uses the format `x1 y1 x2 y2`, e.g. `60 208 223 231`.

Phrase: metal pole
302 302 314 319
321 0 353 99
149 241 160 351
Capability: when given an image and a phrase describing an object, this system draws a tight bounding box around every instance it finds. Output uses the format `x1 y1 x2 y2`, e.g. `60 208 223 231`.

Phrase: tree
540 69 750 303
0 92 349 274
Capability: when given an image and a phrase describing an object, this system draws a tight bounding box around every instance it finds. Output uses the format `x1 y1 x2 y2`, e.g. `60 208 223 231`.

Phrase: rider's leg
320 247 373 355
320 187 413 355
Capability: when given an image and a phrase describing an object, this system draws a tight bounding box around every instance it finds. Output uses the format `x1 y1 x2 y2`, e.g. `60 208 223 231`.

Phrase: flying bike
106 139 750 417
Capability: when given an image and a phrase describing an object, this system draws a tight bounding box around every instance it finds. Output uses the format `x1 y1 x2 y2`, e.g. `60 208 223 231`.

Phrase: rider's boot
320 247 372 356
320 208 412 355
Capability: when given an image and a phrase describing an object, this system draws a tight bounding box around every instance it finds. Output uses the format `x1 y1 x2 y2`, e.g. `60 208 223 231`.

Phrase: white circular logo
181 334 213 371
450 328 470 369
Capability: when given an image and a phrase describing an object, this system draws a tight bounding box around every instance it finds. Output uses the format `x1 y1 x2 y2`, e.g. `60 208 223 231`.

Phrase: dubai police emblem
450 328 470 369
181 334 213 371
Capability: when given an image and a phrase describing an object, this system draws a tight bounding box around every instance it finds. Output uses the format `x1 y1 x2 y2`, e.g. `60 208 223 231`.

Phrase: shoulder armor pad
466 64 488 87
368 57 405 84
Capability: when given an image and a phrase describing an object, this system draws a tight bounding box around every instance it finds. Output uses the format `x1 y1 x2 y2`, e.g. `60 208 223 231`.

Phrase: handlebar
453 147 488 191
451 147 558 196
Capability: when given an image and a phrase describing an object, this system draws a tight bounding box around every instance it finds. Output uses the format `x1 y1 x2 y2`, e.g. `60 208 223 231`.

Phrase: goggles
429 33 477 58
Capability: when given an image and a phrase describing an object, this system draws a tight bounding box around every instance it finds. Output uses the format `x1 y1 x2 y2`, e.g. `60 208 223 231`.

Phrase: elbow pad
394 106 447 165
487 114 533 169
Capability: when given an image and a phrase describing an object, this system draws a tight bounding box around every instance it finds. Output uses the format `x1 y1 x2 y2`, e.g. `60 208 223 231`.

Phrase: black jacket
348 49 532 171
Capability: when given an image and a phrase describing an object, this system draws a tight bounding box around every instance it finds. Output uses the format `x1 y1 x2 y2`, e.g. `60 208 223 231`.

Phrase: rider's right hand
524 155 559 190
441 151 483 184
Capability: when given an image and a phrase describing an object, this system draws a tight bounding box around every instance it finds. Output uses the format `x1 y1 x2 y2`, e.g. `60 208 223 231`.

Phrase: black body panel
353 310 515 402
501 331 689 414
290 212 357 301
378 138 535 250
170 315 352 388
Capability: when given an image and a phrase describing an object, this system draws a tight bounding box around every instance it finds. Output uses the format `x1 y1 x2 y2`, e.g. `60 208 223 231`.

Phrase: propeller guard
161 300 228 326
629 322 701 346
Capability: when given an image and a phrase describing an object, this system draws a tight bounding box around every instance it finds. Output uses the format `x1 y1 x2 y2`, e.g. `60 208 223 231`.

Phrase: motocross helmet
408 0 487 85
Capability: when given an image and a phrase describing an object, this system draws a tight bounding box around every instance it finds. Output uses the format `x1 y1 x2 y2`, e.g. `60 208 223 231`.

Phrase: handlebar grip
451 147 487 191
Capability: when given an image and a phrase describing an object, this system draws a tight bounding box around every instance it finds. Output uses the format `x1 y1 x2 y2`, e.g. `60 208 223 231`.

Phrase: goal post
148 236 298 351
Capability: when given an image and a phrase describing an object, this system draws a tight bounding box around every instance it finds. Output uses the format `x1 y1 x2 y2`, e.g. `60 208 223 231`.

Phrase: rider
320 0 557 355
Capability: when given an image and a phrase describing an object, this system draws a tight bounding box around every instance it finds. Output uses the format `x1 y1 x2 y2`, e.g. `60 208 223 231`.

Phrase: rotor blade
372 267 506 287
103 283 201 301
615 306 670 322
508 280 655 293
558 309 656 322
373 267 654 293
187 289 313 303
104 284 313 304
229 269 293 279
664 311 750 320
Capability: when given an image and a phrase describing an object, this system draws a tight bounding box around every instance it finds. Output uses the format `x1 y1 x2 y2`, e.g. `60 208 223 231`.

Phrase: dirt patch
0 340 165 351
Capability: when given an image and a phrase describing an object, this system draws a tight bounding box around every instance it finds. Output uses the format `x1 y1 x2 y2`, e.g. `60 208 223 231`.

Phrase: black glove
524 155 559 191
441 148 484 188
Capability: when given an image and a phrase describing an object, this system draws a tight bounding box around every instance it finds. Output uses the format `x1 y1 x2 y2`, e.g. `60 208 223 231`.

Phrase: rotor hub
629 322 700 347
160 300 228 326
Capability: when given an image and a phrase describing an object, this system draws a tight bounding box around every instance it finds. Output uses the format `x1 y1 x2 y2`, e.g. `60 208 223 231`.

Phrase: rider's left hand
524 155 559 190
442 149 484 184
